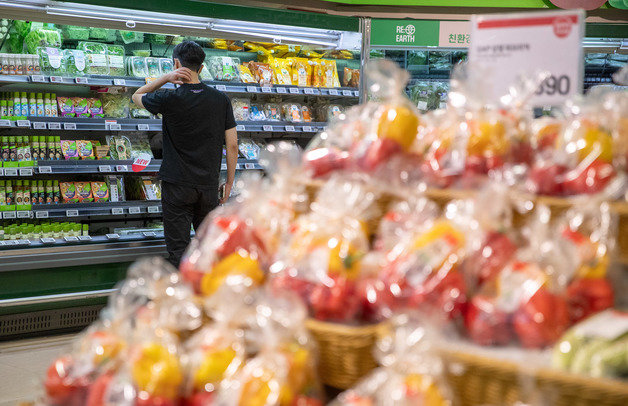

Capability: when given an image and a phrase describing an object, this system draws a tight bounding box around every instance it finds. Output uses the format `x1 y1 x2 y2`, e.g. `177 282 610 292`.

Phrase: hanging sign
132 153 152 172
469 10 584 105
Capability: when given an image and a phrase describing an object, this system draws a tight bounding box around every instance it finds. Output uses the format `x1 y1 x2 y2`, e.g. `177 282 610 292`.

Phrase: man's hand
220 182 232 204
164 67 193 85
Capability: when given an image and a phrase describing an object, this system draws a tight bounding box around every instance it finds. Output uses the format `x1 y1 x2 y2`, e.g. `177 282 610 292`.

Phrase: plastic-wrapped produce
301 105 313 122
249 104 266 121
24 28 62 54
159 58 174 75
282 103 302 122
37 47 64 75
231 98 250 121
248 61 274 86
130 104 152 119
264 103 281 121
207 56 240 82
200 62 213 81
238 138 261 160
78 41 109 75
106 44 126 76
100 93 130 118
145 57 160 77
237 64 257 83
60 25 89 41
62 49 87 77
118 30 144 44
89 27 115 41
127 56 148 77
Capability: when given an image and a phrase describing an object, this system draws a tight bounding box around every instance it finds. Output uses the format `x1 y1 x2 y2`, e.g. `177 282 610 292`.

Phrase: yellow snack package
238 64 257 83
270 44 301 58
311 60 324 87
288 57 312 87
299 49 324 59
211 39 227 50
272 58 293 86
322 59 340 88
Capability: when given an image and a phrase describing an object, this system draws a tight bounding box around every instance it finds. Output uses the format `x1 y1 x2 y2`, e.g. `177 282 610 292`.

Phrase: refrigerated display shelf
0 117 161 132
0 200 162 220
235 121 326 134
0 75 359 97
0 231 164 251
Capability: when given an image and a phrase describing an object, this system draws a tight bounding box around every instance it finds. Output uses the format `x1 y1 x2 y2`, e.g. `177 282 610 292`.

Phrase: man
132 41 238 267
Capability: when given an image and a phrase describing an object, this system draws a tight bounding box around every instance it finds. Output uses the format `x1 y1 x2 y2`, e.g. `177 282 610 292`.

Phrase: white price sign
78 235 92 241
262 125 273 132
328 89 339 96
128 206 141 214
215 85 227 91
75 77 89 84
17 120 30 127
41 237 56 244
342 90 353 96
98 165 112 173
50 76 63 83
261 86 272 93
302 126 314 132
19 168 33 176
137 124 150 131
66 209 79 217
63 122 77 130
143 231 157 238
106 233 120 239
4 168 17 176
17 211 30 218
111 207 124 215
235 125 246 131
35 211 49 219
289 87 300 94
276 87 287 94
64 236 79 242
0 119 11 127
221 163 227 170
31 75 46 82
33 122 47 130
113 78 126 86
116 165 128 172
108 123 122 131
244 163 255 170
285 125 296 132
48 122 61 130
246 86 258 93
470 10 584 105
3 211 16 219
147 206 160 213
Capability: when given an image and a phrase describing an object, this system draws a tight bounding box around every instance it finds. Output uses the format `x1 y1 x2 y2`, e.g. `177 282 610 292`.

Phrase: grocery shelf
0 200 163 220
0 74 359 98
235 121 326 135
0 117 161 132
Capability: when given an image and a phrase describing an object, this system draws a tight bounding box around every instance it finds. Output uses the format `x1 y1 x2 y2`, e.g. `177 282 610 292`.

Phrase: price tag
37 165 52 174
244 163 255 170
289 87 300 94
106 233 120 239
328 89 339 96
50 76 63 83
98 165 112 173
261 86 272 93
285 125 296 132
470 9 584 105
17 239 31 245
19 168 33 176
41 237 56 244
3 211 16 219
48 122 61 130
137 124 150 131
75 77 89 84
31 75 46 82
113 78 126 86
4 168 17 176
147 206 160 213
63 122 77 130
17 211 30 218
246 86 258 93
342 90 353 96
143 231 157 238
276 87 287 94
262 125 273 132
302 126 314 132
235 125 246 131
0 119 11 127
35 211 49 219
236 163 243 170
33 122 47 130
78 235 92 241
116 165 128 172
17 120 30 127
221 163 227 170
111 207 124 215
66 209 79 217
215 84 227 91
128 206 141 214
303 88 315 95
64 236 79 242
108 123 122 131
0 168 4 176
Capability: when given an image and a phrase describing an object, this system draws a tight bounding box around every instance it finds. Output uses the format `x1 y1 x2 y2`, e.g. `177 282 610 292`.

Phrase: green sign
322 0 556 7
371 19 439 47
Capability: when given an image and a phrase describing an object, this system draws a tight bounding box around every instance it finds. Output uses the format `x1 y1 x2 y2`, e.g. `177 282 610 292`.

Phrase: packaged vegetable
237 64 257 83
72 97 90 118
61 25 89 41
282 103 302 122
89 27 115 41
78 41 109 75
249 104 266 121
76 182 93 203
107 135 132 160
106 44 126 76
118 30 144 44
343 67 360 88
100 93 130 118
159 58 174 75
57 97 75 118
60 182 79 203
61 140 79 160
231 98 250 121
77 140 95 160
264 103 281 121
145 57 161 77
62 49 87 76
24 28 62 54
127 56 148 77
200 62 213 81
37 47 63 74
130 104 152 119
207 56 240 82
238 138 261 160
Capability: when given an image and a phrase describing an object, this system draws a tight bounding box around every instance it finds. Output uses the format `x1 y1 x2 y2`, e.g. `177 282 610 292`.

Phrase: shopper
132 41 238 267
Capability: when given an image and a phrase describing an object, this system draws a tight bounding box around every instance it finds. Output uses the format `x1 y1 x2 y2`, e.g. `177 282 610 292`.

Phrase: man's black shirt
142 83 236 189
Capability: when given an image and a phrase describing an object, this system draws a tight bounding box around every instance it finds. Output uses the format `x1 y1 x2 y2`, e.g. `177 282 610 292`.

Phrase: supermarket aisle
0 334 74 406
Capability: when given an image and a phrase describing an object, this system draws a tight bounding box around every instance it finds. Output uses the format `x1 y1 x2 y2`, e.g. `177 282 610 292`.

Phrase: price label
289 87 300 94
116 165 128 172
64 236 79 242
106 233 120 239
328 89 339 96
354 91 360 97
111 207 124 215
0 119 11 127
17 239 31 245
50 76 63 83
236 163 243 170
66 209 79 217
35 211 49 219
304 88 315 95
3 211 16 219
75 77 89 84
0 168 4 176
215 84 227 91
262 125 273 132
48 122 61 130
4 168 18 176
108 123 122 131
244 163 255 170
98 165 112 173
342 90 353 96
78 235 92 241
470 9 584 105
276 87 287 94
246 86 258 93
33 122 47 130
128 206 141 214
143 231 157 238
63 122 77 130
137 124 150 131
113 78 126 86
147 206 160 213
17 211 30 218
17 120 30 127
302 126 314 132
261 86 272 93
31 75 46 83
235 125 246 131
41 237 56 244
285 125 296 132
221 163 227 170
19 168 33 176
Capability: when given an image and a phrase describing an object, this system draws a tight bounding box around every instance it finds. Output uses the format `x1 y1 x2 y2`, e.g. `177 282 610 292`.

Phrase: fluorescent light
210 25 338 48
211 22 340 41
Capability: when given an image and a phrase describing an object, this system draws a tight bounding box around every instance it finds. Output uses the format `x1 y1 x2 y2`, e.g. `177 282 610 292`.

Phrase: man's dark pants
161 181 219 268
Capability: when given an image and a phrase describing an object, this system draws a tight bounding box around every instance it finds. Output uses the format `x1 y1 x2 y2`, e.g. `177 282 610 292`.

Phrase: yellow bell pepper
239 372 273 406
327 240 363 280
411 220 465 251
467 120 509 157
89 331 123 366
377 105 420 151
279 344 312 405
405 374 449 406
132 343 182 399
578 126 613 163
193 347 237 391
200 252 265 296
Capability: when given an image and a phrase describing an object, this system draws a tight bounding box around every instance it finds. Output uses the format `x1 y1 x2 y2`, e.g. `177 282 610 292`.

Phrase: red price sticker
132 153 152 172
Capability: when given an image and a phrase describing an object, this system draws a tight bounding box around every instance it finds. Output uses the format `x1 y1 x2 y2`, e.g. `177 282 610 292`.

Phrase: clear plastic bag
62 49 87 77
231 98 250 121
207 56 240 82
106 44 126 76
127 56 148 77
78 41 109 75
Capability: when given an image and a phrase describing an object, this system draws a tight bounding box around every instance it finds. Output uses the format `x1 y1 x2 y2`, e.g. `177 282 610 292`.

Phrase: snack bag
91 182 109 202
88 98 104 118
72 97 90 118
343 67 360 88
311 60 324 87
250 104 266 121
301 105 312 122
60 182 79 203
289 57 312 87
232 98 251 121
264 103 281 121
271 58 293 86
76 182 93 202
61 140 79 160
322 59 341 88
57 96 75 117
248 62 274 86
238 64 257 83
282 103 302 122
77 140 95 160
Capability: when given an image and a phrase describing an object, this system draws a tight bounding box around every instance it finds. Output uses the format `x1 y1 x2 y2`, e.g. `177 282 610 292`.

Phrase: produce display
230 98 343 123
0 220 87 241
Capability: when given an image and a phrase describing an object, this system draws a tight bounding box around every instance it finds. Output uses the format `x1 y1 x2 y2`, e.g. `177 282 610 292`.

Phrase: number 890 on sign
535 75 570 96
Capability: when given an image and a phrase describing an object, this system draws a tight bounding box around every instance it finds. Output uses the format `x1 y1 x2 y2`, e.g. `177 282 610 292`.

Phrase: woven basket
306 319 386 389
440 349 628 406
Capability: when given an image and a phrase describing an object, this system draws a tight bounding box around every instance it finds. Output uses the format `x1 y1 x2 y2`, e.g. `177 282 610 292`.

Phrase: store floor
0 334 75 406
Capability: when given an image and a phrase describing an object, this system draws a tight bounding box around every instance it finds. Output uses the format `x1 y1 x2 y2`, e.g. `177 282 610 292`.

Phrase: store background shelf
0 117 162 131
235 121 326 134
3 200 163 220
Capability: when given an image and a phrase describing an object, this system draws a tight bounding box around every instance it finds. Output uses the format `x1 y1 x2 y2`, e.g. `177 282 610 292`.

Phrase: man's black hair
172 41 206 72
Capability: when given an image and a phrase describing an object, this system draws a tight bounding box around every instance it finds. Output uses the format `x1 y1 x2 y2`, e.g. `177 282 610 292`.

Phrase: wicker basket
306 319 386 389
440 349 628 406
